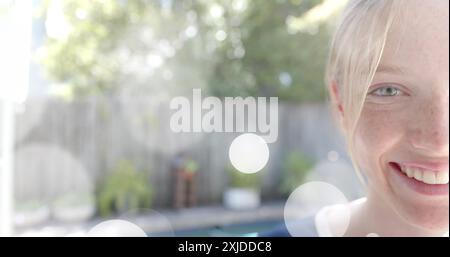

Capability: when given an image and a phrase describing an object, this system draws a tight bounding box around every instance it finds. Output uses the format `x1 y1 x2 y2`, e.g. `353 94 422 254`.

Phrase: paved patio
14 202 284 236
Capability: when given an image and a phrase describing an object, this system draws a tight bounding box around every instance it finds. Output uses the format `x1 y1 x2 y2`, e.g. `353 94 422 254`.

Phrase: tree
38 0 344 102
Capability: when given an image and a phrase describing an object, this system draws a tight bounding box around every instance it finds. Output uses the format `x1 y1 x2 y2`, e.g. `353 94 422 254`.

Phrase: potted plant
97 160 153 217
223 165 262 210
172 154 200 209
280 150 314 195
184 159 199 179
51 192 95 222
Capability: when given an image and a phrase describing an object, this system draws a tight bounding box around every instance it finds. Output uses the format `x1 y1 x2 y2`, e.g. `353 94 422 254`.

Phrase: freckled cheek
353 108 406 178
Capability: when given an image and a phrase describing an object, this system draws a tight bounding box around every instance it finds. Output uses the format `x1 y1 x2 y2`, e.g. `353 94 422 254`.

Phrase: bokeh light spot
87 219 147 237
284 181 350 237
228 133 269 174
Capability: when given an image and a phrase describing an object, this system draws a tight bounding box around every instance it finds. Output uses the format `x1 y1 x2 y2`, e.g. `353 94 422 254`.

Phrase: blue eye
370 86 402 97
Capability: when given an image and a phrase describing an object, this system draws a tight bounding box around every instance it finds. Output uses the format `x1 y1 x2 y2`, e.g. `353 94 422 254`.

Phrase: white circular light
14 144 94 215
87 219 147 237
327 150 339 162
228 133 269 174
120 209 174 237
279 72 292 87
284 181 350 237
215 30 227 41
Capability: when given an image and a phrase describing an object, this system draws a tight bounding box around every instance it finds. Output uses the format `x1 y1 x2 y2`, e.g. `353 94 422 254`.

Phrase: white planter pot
14 206 51 227
52 204 95 223
223 188 260 210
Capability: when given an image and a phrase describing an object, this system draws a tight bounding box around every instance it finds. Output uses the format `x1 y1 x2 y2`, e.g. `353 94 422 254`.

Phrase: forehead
380 0 449 77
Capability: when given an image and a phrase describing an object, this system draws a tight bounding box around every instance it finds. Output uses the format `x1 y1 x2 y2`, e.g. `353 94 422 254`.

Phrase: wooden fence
11 97 350 207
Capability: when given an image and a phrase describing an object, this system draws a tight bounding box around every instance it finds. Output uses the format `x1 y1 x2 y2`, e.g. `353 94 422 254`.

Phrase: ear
329 81 344 116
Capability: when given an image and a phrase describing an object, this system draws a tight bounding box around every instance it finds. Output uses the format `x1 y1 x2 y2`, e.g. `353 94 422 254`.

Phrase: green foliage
227 165 261 189
39 0 153 97
38 0 342 102
97 160 152 217
280 151 314 194
208 0 331 102
185 159 199 174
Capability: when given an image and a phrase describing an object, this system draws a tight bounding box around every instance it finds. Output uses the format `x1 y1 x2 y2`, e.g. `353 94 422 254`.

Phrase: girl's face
353 0 449 231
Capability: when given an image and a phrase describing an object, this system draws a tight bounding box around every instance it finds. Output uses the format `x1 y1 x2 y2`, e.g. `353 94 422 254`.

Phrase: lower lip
388 163 449 196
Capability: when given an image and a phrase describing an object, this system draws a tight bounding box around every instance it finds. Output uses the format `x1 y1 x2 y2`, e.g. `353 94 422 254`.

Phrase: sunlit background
0 0 363 237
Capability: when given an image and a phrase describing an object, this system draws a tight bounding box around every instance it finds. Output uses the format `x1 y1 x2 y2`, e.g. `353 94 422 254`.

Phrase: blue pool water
148 219 283 237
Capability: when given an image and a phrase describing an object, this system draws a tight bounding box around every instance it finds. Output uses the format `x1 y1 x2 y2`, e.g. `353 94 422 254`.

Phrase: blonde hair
325 0 399 186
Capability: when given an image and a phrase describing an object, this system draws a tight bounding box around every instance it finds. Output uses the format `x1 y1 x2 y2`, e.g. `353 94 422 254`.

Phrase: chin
392 194 449 233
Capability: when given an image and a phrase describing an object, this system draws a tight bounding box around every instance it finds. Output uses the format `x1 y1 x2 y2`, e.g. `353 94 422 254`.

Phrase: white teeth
399 166 449 185
437 172 449 185
406 168 414 178
422 171 436 185
413 169 422 181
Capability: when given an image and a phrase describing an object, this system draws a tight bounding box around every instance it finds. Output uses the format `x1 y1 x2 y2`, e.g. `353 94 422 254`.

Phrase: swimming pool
148 219 283 237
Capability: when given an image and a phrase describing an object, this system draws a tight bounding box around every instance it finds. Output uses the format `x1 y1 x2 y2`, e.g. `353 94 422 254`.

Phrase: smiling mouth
390 162 449 185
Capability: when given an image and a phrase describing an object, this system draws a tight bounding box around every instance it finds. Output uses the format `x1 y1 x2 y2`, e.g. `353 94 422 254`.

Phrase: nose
409 94 449 155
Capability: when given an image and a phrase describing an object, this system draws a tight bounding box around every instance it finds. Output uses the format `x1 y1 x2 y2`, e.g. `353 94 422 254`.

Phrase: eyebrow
375 64 407 74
